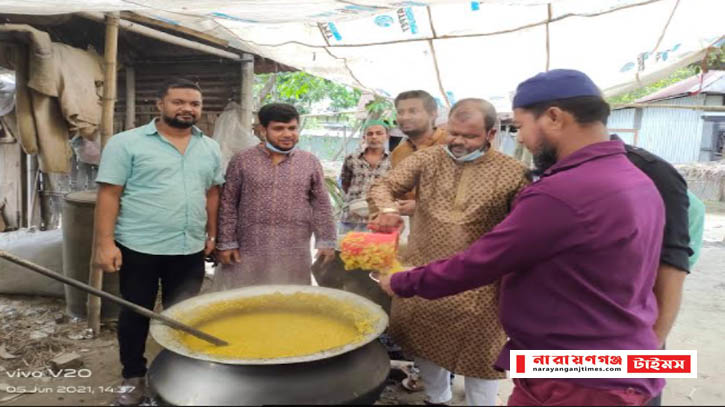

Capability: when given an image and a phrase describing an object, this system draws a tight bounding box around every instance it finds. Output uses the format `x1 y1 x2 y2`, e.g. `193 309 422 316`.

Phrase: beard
162 113 196 129
400 122 430 138
531 139 558 177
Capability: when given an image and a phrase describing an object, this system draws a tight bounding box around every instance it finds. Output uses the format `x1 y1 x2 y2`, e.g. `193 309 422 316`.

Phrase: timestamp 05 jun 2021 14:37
4 385 134 395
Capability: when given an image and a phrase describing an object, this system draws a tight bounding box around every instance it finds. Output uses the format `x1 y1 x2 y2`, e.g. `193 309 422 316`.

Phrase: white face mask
265 140 296 155
444 145 486 163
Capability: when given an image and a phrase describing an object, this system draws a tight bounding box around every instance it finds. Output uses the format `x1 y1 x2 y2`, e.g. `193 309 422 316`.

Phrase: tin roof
636 70 725 103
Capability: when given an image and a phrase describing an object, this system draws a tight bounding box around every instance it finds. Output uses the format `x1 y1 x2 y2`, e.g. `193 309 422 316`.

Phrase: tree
254 72 361 114
364 96 396 125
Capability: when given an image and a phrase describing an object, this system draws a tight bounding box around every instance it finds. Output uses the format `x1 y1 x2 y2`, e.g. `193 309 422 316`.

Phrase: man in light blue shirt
93 78 223 406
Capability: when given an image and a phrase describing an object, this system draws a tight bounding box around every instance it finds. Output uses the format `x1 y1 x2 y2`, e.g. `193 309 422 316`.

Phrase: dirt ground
2 211 724 406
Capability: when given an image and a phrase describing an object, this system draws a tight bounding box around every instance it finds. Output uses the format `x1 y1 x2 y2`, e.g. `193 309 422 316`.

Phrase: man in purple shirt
375 70 665 406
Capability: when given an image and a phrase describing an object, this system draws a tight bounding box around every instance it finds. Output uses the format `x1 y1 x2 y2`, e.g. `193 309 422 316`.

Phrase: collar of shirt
357 148 390 159
542 140 626 178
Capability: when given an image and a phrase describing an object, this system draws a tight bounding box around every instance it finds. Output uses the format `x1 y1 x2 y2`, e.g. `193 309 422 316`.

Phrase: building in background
608 71 725 164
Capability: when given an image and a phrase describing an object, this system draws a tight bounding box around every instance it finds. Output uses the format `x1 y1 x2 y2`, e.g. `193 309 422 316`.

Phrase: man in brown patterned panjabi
390 90 448 215
368 99 530 406
215 103 336 289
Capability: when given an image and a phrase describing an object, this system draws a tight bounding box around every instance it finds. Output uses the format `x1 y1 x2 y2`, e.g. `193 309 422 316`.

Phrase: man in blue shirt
94 78 224 406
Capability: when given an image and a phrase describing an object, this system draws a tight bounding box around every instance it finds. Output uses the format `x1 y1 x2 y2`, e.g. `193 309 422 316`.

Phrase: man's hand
396 200 416 216
377 273 396 297
218 249 242 265
653 263 687 348
94 241 123 273
369 212 403 234
204 238 216 256
93 184 123 273
315 248 335 265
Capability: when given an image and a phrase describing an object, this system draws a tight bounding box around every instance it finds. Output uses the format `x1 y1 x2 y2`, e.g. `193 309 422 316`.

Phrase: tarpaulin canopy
2 0 723 113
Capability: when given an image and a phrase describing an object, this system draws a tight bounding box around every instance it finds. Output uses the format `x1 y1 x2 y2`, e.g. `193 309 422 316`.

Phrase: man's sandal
401 375 425 392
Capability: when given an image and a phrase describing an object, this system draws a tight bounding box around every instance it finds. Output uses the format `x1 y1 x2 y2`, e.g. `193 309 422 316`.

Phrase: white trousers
415 357 499 406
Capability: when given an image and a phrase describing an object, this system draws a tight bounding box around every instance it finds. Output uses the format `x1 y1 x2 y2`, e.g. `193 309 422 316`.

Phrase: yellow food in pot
176 292 377 359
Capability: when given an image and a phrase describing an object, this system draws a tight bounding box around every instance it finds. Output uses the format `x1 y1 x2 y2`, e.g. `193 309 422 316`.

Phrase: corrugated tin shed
636 70 725 103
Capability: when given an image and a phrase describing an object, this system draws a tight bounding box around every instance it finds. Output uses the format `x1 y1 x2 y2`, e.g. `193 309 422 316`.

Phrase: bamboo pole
125 66 135 130
88 12 119 336
240 53 255 138
100 14 119 149
26 154 36 227
120 11 230 48
78 12 240 61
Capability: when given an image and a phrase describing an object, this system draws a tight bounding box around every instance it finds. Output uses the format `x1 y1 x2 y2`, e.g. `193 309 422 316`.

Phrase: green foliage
608 44 724 105
254 72 362 114
696 44 725 72
364 96 396 125
324 176 344 218
607 66 698 105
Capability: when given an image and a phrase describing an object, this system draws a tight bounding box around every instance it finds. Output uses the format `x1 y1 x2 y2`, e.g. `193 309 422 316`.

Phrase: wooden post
19 150 27 228
240 53 254 137
88 12 119 335
100 13 119 149
27 154 40 228
125 66 135 130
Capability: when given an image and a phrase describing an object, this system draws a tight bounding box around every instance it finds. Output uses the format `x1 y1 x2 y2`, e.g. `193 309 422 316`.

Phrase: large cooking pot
148 285 391 405
312 253 392 314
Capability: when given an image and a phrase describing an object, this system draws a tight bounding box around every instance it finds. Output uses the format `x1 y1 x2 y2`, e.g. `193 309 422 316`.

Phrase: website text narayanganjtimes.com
532 366 623 373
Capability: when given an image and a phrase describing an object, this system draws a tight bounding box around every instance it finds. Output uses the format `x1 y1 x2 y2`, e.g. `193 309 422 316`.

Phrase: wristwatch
380 207 399 214
207 236 216 242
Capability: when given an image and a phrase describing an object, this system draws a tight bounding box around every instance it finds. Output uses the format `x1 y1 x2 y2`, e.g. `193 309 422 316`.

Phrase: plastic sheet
2 0 723 110
212 102 260 174
69 134 101 165
0 72 15 117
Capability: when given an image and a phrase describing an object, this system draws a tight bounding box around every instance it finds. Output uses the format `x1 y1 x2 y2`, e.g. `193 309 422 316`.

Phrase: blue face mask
444 145 485 163
265 141 296 155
